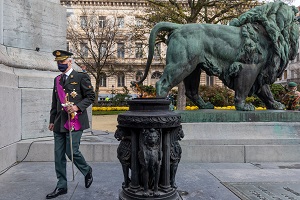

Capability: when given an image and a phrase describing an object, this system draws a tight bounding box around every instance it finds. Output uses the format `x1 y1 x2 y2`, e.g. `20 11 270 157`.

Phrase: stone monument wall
0 0 66 172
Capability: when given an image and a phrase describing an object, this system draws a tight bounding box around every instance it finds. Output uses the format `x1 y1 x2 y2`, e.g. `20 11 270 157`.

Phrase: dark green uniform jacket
50 70 95 132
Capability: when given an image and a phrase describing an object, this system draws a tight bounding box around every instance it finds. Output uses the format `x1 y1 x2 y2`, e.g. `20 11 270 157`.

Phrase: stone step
16 132 300 163
181 122 300 140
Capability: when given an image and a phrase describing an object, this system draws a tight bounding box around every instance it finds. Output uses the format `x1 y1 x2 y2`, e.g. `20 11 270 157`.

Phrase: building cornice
61 0 149 7
61 0 187 7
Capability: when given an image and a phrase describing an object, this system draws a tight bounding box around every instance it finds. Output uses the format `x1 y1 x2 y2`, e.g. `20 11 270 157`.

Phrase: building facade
61 1 300 98
60 0 222 99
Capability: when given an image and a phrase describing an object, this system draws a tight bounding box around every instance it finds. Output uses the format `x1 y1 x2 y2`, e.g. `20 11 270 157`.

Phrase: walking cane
68 112 75 182
62 93 75 182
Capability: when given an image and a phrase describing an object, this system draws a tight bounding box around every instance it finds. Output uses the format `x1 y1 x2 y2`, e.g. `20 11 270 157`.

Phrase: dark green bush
198 85 234 107
270 84 287 102
194 84 285 107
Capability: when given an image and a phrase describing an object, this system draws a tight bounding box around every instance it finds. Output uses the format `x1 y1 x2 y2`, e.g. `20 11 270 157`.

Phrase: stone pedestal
0 0 67 173
115 98 183 200
176 109 300 162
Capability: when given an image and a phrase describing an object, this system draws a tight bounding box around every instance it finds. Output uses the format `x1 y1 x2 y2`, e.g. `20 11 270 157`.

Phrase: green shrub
245 96 263 107
198 85 234 107
270 84 287 102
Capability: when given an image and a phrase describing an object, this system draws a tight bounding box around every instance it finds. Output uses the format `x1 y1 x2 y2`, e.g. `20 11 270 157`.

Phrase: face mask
58 63 68 72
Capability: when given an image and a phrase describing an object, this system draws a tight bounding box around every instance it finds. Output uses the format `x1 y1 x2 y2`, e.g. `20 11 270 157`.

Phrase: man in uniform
47 50 95 199
282 81 300 110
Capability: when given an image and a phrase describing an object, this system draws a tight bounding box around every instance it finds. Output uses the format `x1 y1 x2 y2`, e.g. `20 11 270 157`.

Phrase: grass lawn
92 110 126 115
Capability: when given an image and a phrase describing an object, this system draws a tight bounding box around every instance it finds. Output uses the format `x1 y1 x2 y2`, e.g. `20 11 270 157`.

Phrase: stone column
0 0 3 44
0 0 70 172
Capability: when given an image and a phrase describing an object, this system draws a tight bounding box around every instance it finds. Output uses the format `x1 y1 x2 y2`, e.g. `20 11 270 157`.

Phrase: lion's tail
133 22 181 85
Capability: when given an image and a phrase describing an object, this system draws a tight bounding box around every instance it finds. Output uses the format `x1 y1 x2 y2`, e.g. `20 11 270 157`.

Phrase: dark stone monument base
175 109 300 162
119 188 180 200
116 98 184 200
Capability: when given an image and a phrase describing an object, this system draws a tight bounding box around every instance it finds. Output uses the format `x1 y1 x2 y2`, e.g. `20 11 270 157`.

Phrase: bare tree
142 0 261 110
67 7 130 104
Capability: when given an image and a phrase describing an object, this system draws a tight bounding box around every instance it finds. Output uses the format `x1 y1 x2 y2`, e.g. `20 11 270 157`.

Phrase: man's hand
67 105 79 114
48 123 54 131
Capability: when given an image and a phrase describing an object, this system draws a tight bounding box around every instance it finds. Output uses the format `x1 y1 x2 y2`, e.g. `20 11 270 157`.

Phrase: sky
262 0 300 6
292 0 300 6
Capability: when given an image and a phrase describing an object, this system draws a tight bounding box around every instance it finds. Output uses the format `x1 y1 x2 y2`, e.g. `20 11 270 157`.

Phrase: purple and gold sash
56 75 81 131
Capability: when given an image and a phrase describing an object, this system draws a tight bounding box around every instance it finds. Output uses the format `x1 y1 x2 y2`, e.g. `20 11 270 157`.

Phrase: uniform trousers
54 131 90 189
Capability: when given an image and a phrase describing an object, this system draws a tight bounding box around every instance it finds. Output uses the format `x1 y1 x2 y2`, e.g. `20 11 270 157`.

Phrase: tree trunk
176 81 186 110
94 79 100 105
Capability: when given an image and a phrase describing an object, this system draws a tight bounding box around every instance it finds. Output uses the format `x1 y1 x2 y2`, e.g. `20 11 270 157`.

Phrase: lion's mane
229 1 299 85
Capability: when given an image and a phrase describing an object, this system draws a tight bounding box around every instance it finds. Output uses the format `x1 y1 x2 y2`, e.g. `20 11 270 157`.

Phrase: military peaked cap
288 82 297 87
52 50 73 61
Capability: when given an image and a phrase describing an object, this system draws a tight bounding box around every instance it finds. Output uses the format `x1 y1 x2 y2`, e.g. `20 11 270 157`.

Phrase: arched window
99 72 107 87
151 71 162 79
151 71 162 85
118 72 125 87
136 71 143 82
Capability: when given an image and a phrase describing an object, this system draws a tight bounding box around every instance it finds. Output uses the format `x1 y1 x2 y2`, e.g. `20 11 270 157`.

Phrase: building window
151 71 162 79
117 17 124 28
284 70 287 79
206 75 214 86
99 72 107 87
80 16 87 29
136 17 143 27
100 43 106 57
135 43 143 58
291 70 295 79
80 43 88 57
136 71 143 82
99 16 106 28
117 43 125 58
118 72 125 87
151 71 162 85
154 43 161 59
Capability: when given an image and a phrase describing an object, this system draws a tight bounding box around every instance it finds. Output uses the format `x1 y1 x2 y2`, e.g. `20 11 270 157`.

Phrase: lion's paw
236 103 255 111
270 101 285 110
200 102 214 109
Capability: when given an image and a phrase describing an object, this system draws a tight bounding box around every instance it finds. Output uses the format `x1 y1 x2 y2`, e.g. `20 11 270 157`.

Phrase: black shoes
46 187 67 199
46 167 92 199
85 167 93 188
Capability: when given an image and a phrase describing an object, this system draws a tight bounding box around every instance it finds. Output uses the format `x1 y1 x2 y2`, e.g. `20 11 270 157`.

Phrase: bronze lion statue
134 2 299 111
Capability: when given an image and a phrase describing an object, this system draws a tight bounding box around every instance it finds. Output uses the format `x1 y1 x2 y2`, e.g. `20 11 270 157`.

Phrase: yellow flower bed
214 106 266 110
92 106 129 111
93 106 267 111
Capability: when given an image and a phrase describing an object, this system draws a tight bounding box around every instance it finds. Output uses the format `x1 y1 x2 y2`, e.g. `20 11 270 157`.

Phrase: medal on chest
70 89 78 98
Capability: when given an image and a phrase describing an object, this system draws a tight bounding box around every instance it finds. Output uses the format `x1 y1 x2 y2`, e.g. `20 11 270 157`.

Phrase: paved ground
1 162 300 200
92 115 118 133
1 116 300 199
